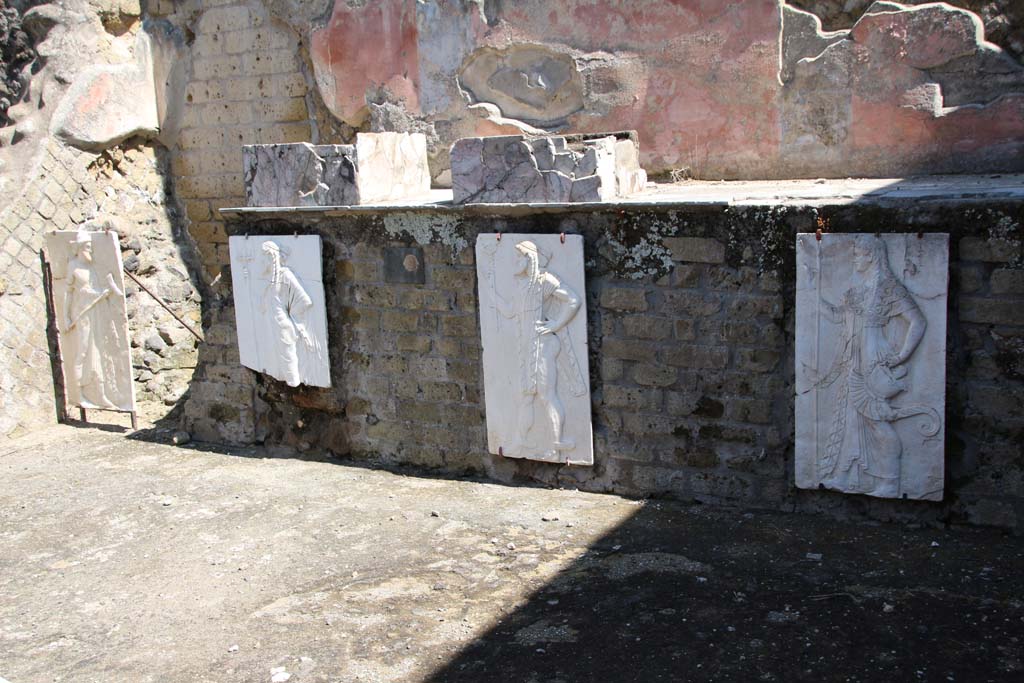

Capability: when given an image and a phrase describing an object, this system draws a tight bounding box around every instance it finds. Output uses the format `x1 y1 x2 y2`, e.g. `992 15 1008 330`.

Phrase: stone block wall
165 0 315 275
334 238 485 471
951 227 1024 528
197 201 1024 529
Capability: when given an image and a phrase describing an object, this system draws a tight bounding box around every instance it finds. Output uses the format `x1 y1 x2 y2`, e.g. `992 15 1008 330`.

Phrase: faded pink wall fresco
783 3 1024 177
311 0 1024 180
311 0 422 126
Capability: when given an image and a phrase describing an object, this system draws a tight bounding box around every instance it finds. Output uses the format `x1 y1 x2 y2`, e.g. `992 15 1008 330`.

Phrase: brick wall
338 240 485 471
596 238 788 506
169 0 315 275
951 232 1024 528
193 202 1024 529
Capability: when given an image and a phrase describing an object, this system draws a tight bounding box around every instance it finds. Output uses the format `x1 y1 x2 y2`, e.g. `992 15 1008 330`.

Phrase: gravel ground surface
1 426 1021 682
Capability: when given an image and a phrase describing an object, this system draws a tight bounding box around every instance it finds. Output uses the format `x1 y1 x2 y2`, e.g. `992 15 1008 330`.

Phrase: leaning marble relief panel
229 235 330 388
46 230 135 412
475 234 593 465
795 233 948 501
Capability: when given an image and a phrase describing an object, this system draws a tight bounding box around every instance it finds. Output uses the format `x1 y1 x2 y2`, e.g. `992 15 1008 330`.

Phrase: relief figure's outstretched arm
105 272 124 299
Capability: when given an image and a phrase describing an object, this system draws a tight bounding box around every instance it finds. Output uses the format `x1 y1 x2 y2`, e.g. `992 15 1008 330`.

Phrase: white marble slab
476 233 593 465
355 132 431 204
229 235 330 388
795 233 948 501
46 230 135 412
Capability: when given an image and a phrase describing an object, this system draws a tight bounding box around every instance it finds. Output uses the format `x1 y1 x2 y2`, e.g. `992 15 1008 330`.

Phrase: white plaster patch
229 235 330 388
45 230 135 413
475 233 593 465
795 233 948 500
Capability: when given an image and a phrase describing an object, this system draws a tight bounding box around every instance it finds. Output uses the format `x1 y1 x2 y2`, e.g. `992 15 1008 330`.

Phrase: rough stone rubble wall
0 0 204 440
0 136 202 437
196 205 1024 530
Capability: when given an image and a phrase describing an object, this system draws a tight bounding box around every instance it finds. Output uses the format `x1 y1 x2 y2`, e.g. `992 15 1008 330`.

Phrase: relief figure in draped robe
259 240 320 387
814 235 941 497
60 231 125 409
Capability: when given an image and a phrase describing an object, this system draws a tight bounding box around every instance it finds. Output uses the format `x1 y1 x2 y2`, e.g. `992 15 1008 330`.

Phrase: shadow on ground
426 500 1024 682
2 427 1022 682
120 431 1024 681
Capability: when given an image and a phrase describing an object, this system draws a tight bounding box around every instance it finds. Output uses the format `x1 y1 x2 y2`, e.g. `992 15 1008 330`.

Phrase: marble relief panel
476 233 593 465
229 235 330 388
795 233 948 501
46 230 135 412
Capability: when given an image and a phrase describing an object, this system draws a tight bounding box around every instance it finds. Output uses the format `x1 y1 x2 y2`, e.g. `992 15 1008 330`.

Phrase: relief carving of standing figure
259 240 319 387
814 235 941 497
60 232 125 409
493 240 587 460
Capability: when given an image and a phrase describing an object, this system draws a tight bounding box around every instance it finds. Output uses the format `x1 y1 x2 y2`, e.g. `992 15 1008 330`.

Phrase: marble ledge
218 174 1024 220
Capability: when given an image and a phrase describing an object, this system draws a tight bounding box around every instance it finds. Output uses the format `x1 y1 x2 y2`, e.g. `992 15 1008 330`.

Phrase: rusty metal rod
123 269 203 342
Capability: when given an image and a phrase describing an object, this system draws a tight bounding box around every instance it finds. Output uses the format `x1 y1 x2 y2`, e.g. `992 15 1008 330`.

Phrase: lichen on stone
382 210 467 256
602 211 677 280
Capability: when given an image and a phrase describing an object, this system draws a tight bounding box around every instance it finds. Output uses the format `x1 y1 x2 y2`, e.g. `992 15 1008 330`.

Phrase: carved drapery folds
46 230 135 413
795 233 949 501
229 235 330 388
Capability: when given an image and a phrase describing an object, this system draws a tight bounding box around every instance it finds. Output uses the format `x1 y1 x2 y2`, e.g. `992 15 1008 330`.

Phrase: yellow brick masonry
172 0 312 272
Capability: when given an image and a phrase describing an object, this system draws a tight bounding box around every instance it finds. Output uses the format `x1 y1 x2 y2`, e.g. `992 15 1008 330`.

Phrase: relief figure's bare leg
544 383 567 450
539 334 573 452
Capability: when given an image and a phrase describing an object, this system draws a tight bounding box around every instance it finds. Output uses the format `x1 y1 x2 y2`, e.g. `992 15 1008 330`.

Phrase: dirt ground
1 426 1021 682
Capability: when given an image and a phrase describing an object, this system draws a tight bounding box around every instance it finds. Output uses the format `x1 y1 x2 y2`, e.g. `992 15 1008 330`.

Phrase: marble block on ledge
451 131 647 204
243 132 431 207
